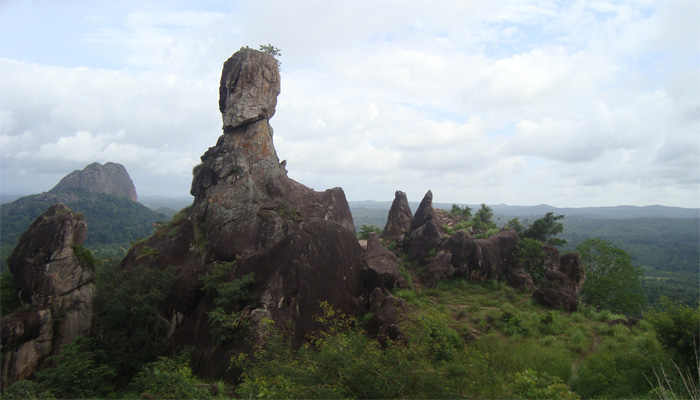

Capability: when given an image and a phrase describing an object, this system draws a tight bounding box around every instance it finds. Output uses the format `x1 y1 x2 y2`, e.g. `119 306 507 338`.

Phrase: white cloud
0 0 698 207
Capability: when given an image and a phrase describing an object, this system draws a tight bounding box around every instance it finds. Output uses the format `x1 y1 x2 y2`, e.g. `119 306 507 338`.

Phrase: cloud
0 0 698 207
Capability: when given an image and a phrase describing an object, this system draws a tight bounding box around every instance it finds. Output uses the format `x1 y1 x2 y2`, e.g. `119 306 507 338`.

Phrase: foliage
506 369 579 399
577 237 646 315
201 261 254 343
72 244 96 270
35 337 116 399
1 269 20 316
130 354 212 399
357 224 382 239
2 380 53 400
259 43 281 57
515 237 547 284
570 330 670 398
0 192 167 269
93 261 174 380
450 203 472 218
645 296 700 375
236 301 493 399
472 203 497 232
505 217 526 235
522 212 567 246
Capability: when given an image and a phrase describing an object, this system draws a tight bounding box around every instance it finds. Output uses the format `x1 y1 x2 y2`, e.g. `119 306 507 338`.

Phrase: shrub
506 369 579 399
130 355 211 399
35 337 116 399
72 245 97 270
644 296 700 375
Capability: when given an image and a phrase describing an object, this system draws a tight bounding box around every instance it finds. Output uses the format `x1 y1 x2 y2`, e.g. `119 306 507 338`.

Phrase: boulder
380 190 413 244
1 204 95 389
363 232 407 290
532 269 578 312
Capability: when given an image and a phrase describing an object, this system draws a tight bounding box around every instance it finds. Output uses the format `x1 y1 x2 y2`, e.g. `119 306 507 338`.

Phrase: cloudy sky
1 0 698 208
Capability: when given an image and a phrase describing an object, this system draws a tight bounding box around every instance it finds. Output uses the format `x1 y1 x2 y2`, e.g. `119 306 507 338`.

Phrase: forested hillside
1 191 167 268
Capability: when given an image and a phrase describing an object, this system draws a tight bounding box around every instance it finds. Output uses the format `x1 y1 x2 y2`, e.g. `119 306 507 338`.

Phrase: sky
0 0 698 208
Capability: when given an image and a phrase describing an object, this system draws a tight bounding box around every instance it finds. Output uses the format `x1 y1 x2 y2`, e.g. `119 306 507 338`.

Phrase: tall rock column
1 204 95 389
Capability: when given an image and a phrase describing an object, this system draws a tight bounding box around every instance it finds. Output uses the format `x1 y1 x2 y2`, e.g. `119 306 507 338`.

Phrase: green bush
2 380 52 400
570 332 670 398
35 337 116 399
72 244 97 269
506 369 579 399
645 296 700 375
130 355 211 399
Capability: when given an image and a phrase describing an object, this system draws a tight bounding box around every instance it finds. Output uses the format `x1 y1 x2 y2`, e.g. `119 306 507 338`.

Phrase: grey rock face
1 204 95 389
50 162 138 201
219 47 281 130
380 190 413 244
363 232 407 290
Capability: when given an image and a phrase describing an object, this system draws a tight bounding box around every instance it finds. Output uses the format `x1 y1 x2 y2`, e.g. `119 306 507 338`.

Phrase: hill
0 162 168 268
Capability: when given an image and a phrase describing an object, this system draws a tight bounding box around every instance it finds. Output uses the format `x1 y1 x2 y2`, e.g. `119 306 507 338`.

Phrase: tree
35 337 116 398
450 204 472 218
576 237 645 315
259 43 281 56
358 224 382 240
522 212 566 246
472 204 496 232
644 297 700 375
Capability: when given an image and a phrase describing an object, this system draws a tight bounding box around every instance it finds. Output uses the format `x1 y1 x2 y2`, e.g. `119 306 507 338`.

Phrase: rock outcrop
1 204 95 389
380 190 413 244
118 48 380 378
404 191 445 262
50 162 138 202
532 270 579 311
363 232 407 290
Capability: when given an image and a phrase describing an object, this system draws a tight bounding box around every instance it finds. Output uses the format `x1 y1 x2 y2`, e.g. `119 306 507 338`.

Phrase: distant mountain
1 163 167 269
50 162 138 201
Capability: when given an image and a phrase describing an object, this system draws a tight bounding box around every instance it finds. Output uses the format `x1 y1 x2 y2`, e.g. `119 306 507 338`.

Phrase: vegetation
357 224 382 239
1 192 167 270
577 237 646 315
1 270 20 317
93 261 175 381
201 261 255 343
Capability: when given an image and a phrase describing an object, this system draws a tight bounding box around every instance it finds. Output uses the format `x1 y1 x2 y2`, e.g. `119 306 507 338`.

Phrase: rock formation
363 232 407 290
380 190 413 244
50 162 138 201
119 48 387 378
404 191 445 262
1 204 95 389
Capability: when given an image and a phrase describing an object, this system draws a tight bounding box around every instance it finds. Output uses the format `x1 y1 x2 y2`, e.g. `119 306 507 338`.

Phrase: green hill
1 191 168 269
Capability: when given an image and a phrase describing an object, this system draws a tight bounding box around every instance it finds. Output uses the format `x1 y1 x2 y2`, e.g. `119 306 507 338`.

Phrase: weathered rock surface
119 48 386 378
50 162 138 201
560 252 586 295
363 232 407 290
532 270 578 311
220 48 281 130
1 204 95 389
380 190 413 244
404 191 445 262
